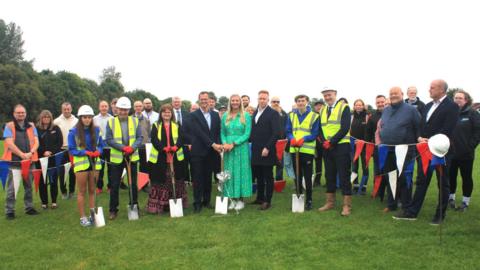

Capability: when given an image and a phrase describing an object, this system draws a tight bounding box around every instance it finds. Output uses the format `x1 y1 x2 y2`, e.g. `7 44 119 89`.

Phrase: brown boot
318 193 335 212
341 195 352 216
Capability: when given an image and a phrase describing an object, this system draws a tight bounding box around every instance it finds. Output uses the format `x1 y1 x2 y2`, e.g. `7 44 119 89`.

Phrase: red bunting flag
354 140 365 163
371 175 383 198
364 143 375 169
275 139 288 162
137 172 150 191
416 142 432 175
32 169 42 193
21 159 31 182
69 154 74 168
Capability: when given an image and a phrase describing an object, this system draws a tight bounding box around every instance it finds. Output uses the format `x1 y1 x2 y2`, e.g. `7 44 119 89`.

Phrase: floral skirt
146 181 188 214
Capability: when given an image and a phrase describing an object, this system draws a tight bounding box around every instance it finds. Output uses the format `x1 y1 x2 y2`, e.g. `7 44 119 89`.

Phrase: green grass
1 143 480 270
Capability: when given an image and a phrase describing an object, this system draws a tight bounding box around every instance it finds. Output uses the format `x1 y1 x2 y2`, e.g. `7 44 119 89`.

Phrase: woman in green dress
221 94 252 211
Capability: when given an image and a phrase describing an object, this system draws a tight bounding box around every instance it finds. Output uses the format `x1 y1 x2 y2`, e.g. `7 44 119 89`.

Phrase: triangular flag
350 137 356 155
69 154 74 167
430 155 445 168
404 160 415 188
364 143 375 169
39 157 49 183
275 139 288 162
21 159 31 182
63 162 71 184
48 168 56 185
395 145 408 176
372 175 383 198
416 142 432 175
350 172 358 183
137 172 150 191
55 152 63 173
0 161 10 189
145 143 153 161
32 169 42 193
12 169 22 199
378 144 389 171
354 140 365 163
388 170 397 200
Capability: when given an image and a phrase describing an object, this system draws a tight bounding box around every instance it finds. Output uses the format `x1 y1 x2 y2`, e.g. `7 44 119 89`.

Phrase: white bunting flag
64 162 71 182
39 157 49 183
395 145 408 176
388 170 397 200
145 143 152 161
12 169 22 199
350 172 358 183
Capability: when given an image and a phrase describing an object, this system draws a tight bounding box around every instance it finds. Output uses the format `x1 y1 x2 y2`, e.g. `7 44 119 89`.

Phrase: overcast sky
2 0 479 109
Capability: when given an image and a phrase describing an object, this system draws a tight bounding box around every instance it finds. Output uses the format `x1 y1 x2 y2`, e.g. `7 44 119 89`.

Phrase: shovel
292 147 305 213
125 157 139 220
168 152 184 218
215 150 229 215
89 157 105 228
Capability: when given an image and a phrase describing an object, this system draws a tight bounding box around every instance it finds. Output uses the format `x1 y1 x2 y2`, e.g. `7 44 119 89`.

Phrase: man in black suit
394 79 459 225
189 92 222 213
251 90 280 210
172 96 192 184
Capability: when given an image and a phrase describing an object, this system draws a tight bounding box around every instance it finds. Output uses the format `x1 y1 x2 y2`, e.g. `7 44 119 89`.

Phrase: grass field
1 143 479 270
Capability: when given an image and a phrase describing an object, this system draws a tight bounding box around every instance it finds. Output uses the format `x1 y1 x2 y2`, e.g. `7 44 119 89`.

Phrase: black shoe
120 182 128 190
193 205 202 213
6 213 15 220
430 215 444 226
251 199 263 205
259 202 271 210
203 203 214 209
456 202 468 212
448 199 456 209
25 209 39 216
305 201 312 211
393 211 417 221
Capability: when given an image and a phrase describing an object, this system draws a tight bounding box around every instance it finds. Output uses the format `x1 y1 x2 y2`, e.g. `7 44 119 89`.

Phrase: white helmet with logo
77 105 95 117
116 96 132 109
428 134 450 157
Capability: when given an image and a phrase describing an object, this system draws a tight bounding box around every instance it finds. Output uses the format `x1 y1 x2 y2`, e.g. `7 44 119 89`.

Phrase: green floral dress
221 112 252 198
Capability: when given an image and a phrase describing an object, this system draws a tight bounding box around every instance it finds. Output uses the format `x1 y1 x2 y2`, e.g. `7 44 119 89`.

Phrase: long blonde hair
225 94 246 125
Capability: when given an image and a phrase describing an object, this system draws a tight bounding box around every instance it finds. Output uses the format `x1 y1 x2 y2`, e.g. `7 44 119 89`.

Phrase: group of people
2 79 479 227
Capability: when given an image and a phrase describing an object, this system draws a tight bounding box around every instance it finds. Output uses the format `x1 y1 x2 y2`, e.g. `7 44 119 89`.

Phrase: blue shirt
285 107 320 142
68 127 105 156
3 123 38 138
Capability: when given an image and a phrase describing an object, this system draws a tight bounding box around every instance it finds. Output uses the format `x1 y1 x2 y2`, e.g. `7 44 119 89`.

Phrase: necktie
327 106 332 118
176 110 182 125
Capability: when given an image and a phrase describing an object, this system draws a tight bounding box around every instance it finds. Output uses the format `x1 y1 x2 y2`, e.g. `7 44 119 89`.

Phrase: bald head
429 79 448 100
389 87 404 105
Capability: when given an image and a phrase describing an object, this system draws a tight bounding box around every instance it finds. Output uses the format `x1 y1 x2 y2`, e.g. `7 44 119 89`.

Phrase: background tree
98 66 124 101
0 19 25 65
447 88 463 99
218 96 229 109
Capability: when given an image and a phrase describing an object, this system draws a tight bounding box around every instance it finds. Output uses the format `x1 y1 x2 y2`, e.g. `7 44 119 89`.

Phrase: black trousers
138 147 149 174
384 150 413 210
314 143 323 183
406 155 451 218
253 165 274 203
97 148 112 189
109 160 138 213
59 151 76 194
449 158 474 197
191 151 217 207
36 162 58 204
275 159 284 181
291 152 313 202
324 143 352 195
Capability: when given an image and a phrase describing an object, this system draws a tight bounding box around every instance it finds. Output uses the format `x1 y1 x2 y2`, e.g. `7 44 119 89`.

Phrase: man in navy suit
394 79 459 225
250 90 280 210
189 91 222 213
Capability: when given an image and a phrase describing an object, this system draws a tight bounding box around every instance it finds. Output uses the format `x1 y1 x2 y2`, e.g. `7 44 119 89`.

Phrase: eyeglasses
271 101 280 104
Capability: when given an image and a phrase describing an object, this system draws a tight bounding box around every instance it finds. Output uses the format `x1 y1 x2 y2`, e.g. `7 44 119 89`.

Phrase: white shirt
174 108 183 125
93 113 113 139
53 114 79 148
426 95 447 122
255 106 267 123
142 110 159 126
202 109 211 129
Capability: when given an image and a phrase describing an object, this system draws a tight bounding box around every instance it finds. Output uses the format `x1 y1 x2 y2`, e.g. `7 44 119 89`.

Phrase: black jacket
451 106 480 160
188 109 221 158
405 97 426 115
37 125 63 167
350 110 369 140
250 106 280 166
365 110 382 143
420 96 459 140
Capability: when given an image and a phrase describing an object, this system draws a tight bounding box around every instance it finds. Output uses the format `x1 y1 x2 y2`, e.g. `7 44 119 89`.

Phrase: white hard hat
116 96 131 109
321 87 337 93
428 134 450 157
77 105 94 117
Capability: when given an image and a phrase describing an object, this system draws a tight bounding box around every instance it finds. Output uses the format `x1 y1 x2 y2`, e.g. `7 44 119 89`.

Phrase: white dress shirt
255 106 267 123
426 95 447 122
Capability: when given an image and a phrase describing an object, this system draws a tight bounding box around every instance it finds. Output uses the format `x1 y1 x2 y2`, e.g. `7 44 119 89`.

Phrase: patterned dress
221 112 252 198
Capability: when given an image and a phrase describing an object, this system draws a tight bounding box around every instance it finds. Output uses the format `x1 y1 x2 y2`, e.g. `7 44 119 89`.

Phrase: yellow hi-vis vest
73 131 102 173
108 116 139 164
320 101 351 144
148 122 184 163
289 111 318 155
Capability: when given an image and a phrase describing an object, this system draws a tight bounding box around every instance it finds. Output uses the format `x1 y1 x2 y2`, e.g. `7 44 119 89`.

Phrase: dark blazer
420 96 459 139
250 106 280 166
188 109 221 157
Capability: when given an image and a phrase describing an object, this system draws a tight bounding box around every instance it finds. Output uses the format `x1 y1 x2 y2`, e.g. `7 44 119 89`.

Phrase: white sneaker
228 200 237 210
235 200 245 210
80 217 92 227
